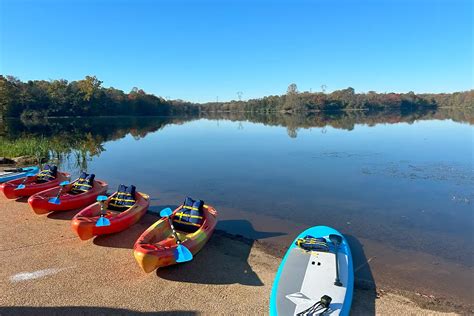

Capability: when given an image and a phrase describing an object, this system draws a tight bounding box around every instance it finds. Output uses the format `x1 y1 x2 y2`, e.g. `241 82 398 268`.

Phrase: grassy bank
0 137 50 159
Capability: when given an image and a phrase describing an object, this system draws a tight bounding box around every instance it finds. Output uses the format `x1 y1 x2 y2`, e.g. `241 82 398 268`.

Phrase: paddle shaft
4 168 23 172
17 175 32 187
53 185 66 200
166 217 182 244
99 200 107 216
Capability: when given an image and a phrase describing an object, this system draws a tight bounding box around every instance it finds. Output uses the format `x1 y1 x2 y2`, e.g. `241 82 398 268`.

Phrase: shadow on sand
14 196 29 203
156 220 284 286
0 307 196 316
156 219 285 286
46 209 80 220
345 234 377 316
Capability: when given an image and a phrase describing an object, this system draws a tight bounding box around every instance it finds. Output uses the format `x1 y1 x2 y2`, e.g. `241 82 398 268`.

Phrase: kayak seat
36 165 58 183
296 235 330 252
108 184 136 211
173 197 204 233
69 172 95 195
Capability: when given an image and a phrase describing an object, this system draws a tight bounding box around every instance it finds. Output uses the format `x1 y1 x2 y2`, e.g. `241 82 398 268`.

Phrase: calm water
2 112 473 267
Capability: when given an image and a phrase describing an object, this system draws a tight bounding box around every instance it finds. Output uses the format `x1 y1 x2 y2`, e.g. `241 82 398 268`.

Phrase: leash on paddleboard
296 295 332 316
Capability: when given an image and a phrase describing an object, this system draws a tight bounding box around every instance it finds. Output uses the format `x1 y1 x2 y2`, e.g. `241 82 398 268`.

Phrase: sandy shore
0 197 463 315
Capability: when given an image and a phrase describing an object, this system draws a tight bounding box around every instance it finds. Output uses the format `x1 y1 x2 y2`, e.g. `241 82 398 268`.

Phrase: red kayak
1 172 70 199
71 189 150 240
28 178 108 214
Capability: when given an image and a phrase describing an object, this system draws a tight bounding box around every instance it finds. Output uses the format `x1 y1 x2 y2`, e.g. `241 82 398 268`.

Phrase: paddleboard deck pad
270 226 353 316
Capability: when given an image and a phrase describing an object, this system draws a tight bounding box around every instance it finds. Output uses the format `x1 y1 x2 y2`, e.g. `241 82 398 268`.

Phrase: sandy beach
0 197 465 315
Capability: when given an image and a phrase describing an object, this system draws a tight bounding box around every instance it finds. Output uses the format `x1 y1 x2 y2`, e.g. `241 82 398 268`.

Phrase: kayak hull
71 191 150 240
0 166 39 183
134 204 218 273
1 172 70 199
28 179 108 214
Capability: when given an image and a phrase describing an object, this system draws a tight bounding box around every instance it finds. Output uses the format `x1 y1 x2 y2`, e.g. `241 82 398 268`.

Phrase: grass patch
0 137 51 158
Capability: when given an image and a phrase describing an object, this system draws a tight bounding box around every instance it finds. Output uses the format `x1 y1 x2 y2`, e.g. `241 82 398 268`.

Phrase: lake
1 109 473 300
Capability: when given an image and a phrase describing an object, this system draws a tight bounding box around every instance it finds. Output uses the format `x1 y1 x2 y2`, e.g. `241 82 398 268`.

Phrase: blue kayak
270 226 354 316
0 166 39 183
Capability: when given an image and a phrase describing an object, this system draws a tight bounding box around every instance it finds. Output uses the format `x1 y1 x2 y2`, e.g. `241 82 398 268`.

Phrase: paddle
48 181 70 205
329 234 343 287
4 168 24 173
14 172 38 190
95 195 111 227
160 207 193 263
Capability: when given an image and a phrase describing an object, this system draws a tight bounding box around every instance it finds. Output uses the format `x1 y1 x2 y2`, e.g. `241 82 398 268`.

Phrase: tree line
0 76 472 119
0 75 198 119
200 84 473 113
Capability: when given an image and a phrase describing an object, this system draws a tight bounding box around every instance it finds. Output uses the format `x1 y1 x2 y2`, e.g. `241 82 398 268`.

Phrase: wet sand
214 206 474 313
0 197 467 315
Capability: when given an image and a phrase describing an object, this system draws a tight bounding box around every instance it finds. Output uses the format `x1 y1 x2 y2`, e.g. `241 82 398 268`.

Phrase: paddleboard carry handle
329 234 343 287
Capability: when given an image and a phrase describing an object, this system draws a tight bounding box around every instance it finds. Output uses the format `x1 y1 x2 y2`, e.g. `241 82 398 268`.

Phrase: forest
200 84 473 113
0 76 472 119
0 75 198 119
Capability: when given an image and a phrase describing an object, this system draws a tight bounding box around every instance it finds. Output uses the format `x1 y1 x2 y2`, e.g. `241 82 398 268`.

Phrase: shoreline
219 230 472 315
0 197 469 315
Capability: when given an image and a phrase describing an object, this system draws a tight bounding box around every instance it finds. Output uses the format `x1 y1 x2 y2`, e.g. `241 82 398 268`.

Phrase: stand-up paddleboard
270 226 353 316
0 166 39 183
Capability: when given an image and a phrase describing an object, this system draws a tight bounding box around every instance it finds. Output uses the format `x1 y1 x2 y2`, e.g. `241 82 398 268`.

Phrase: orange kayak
71 191 150 240
1 172 70 199
134 204 218 273
28 179 108 214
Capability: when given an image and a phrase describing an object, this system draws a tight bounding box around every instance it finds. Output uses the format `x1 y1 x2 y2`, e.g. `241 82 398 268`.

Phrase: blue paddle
95 195 111 227
160 207 193 263
48 181 70 205
15 172 38 190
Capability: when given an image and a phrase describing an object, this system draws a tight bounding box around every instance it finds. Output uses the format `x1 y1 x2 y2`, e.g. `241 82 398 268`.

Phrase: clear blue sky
0 0 472 102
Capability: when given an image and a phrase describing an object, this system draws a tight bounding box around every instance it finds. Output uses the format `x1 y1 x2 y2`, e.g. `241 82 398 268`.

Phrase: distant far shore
1 75 472 120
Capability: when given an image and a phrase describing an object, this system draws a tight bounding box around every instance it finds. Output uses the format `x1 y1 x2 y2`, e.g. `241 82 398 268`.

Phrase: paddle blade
48 197 61 205
175 244 193 263
160 207 173 218
97 195 108 202
15 184 26 190
96 216 111 227
59 181 70 186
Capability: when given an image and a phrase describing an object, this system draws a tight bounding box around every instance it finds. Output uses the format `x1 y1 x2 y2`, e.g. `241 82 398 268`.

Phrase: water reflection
1 107 472 169
0 115 196 172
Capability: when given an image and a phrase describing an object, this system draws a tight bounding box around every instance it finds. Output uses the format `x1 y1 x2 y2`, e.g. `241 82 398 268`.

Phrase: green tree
77 75 103 102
